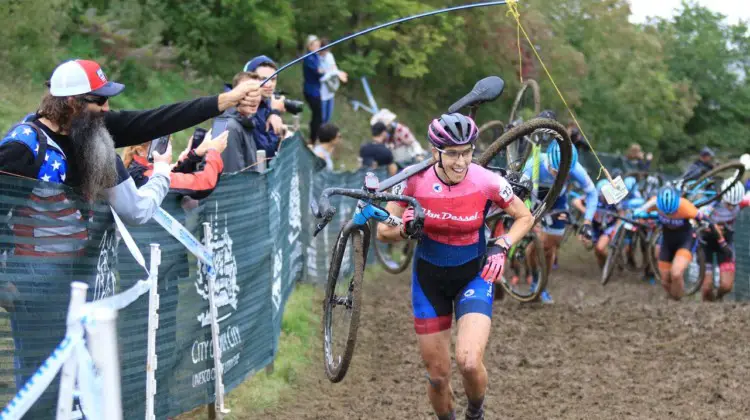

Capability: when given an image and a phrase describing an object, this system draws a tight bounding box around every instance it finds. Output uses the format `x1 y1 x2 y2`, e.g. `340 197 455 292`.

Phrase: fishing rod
260 0 511 86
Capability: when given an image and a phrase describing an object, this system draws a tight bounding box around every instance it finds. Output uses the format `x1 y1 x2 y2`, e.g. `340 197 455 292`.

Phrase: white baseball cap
740 153 750 170
49 59 125 97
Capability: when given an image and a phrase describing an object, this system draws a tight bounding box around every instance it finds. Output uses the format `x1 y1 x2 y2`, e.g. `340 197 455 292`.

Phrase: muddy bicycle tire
323 225 366 383
646 228 706 296
497 231 548 303
601 226 626 285
370 220 415 274
477 118 574 224
509 79 541 123
476 120 506 155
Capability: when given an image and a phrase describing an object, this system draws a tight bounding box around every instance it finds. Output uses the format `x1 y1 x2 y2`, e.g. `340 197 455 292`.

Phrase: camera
274 91 305 115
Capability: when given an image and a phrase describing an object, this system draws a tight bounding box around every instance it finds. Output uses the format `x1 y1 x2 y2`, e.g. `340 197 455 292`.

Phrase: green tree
653 1 750 160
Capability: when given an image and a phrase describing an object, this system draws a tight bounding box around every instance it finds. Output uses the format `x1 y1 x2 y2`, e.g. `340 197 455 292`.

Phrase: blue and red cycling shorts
411 256 494 335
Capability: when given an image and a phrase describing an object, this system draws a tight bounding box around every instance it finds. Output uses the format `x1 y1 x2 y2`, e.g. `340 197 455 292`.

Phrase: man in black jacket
682 146 715 180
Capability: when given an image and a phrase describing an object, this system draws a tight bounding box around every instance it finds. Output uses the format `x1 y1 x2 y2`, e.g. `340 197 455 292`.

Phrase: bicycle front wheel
601 226 625 285
323 224 367 383
370 219 415 274
477 118 574 224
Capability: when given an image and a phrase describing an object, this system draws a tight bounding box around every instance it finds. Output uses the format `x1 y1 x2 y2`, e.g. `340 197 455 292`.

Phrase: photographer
123 129 228 200
624 143 652 172
243 56 305 156
214 71 264 172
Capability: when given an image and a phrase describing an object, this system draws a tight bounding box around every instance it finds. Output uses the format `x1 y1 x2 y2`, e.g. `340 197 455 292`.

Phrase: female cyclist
377 113 534 420
522 138 598 302
699 181 749 301
636 185 706 300
588 180 619 268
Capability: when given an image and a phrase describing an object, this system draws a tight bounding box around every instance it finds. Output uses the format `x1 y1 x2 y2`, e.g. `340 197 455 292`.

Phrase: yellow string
506 0 524 83
505 0 611 181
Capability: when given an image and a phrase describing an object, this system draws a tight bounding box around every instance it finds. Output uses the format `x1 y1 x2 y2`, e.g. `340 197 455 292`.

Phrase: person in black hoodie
213 71 264 172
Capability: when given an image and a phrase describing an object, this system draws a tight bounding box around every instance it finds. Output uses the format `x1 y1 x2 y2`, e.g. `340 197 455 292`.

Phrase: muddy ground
264 242 750 419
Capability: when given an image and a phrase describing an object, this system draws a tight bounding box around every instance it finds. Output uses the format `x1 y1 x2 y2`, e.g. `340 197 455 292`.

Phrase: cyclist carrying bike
522 137 598 302
698 181 749 301
587 179 619 267
377 113 534 420
635 185 707 300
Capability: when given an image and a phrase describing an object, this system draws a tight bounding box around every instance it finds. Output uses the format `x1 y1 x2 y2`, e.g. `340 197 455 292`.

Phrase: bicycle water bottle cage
353 203 390 225
448 76 505 113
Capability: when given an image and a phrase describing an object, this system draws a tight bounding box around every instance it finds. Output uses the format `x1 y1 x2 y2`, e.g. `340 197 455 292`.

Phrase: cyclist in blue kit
522 139 598 302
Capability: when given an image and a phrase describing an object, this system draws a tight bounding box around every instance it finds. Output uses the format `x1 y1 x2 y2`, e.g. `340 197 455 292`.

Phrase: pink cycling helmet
427 113 478 148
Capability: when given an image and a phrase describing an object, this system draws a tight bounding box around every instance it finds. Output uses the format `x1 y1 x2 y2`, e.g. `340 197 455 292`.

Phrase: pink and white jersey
394 163 514 266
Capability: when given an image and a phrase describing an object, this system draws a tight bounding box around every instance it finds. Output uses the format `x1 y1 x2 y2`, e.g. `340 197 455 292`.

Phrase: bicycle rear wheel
323 224 367 383
476 120 505 157
682 161 745 208
370 219 415 274
601 226 625 285
497 231 547 303
477 118 574 224
509 79 541 123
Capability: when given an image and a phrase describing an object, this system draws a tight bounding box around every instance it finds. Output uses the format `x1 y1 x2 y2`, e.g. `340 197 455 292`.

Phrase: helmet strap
436 152 458 189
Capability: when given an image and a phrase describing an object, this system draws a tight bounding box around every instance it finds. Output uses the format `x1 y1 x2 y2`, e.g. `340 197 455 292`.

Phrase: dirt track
264 242 750 419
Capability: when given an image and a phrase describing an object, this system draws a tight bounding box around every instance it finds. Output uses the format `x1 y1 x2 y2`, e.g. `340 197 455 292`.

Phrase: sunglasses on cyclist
436 145 475 160
80 95 109 106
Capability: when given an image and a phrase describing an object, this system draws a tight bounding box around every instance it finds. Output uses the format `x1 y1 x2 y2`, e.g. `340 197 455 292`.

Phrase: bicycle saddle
448 76 505 113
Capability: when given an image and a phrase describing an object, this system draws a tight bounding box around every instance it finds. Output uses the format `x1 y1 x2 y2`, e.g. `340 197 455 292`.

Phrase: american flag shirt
0 124 87 257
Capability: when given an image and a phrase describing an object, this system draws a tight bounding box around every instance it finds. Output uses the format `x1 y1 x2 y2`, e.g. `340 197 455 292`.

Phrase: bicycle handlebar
311 187 425 237
598 210 656 230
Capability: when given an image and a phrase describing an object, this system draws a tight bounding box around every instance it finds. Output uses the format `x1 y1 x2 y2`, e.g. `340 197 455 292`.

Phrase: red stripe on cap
76 60 107 92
